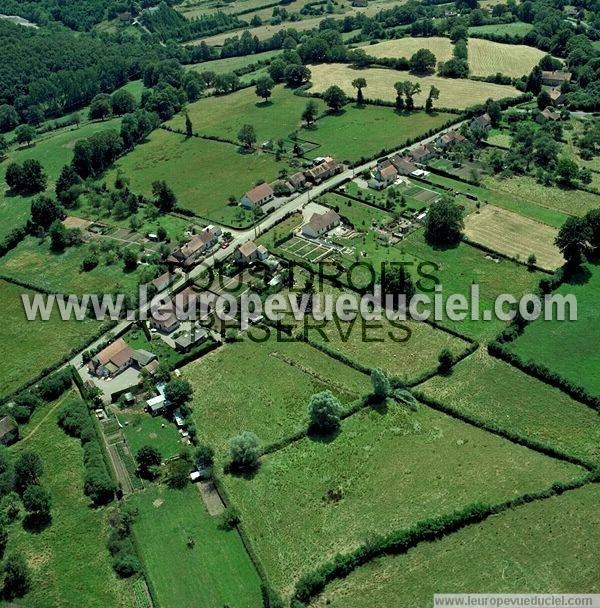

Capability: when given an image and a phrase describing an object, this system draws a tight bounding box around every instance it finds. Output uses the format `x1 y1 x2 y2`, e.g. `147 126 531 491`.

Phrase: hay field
464 204 564 270
308 64 521 109
468 38 547 78
365 36 454 63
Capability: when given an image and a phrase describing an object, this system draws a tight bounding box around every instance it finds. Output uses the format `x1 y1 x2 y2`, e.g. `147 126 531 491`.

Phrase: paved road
67 119 467 370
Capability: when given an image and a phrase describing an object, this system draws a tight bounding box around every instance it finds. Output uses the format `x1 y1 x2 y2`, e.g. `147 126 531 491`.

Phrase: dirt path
21 400 63 443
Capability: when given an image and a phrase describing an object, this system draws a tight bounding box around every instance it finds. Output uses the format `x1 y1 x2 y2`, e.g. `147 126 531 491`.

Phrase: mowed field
169 85 324 144
311 484 600 607
420 349 600 465
308 64 521 109
221 401 582 597
120 411 183 460
364 36 454 63
7 391 135 608
299 105 454 163
130 485 262 608
183 335 371 456
508 261 600 396
464 204 564 270
110 129 290 225
0 279 104 397
468 38 547 78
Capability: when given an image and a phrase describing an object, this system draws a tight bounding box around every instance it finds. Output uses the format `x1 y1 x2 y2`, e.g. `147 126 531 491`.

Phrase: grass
468 22 534 36
130 484 262 608
467 38 546 78
110 128 291 226
185 50 282 74
463 204 564 270
7 390 135 608
221 400 583 598
508 261 600 397
0 279 104 397
299 105 454 163
311 484 600 607
420 349 600 465
307 64 521 110
168 85 324 144
120 411 183 460
183 334 371 456
364 36 454 63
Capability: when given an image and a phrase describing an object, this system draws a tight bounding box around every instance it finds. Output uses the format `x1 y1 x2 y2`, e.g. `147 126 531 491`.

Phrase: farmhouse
240 183 275 209
305 157 342 183
235 240 268 265
370 163 398 189
302 209 341 238
536 107 561 123
168 228 218 267
0 416 18 446
287 171 308 192
548 87 566 106
470 113 492 131
436 130 466 148
88 339 158 378
541 70 572 86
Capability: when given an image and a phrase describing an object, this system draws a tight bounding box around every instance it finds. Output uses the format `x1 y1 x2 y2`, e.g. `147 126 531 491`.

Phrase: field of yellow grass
364 36 454 63
468 38 547 78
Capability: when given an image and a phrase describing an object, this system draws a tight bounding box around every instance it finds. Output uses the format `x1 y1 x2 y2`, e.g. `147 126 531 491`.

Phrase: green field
169 84 324 144
420 349 600 464
185 50 282 75
508 261 600 396
110 128 290 226
0 279 104 397
299 106 454 163
130 484 262 608
311 484 600 607
183 335 370 456
120 412 183 461
221 401 582 597
7 390 134 608
468 22 534 36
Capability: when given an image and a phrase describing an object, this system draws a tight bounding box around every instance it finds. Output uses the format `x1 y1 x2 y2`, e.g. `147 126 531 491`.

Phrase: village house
436 130 466 149
240 183 275 209
150 271 175 293
287 171 308 192
88 338 158 378
548 87 566 106
167 227 219 268
390 154 418 176
0 416 18 446
235 240 269 266
470 113 492 131
369 162 398 189
150 287 207 334
536 107 562 123
305 157 341 184
541 70 572 87
302 209 341 238
408 144 436 164
174 328 209 353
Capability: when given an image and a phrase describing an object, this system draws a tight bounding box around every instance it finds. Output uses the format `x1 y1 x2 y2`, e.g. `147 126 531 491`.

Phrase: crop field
185 50 282 75
508 261 600 396
308 64 521 109
130 485 262 608
183 335 370 455
420 349 600 465
120 411 183 460
0 279 104 397
467 39 546 78
364 36 454 62
221 401 582 597
468 22 534 36
299 105 454 163
7 390 135 608
0 235 145 295
109 128 291 226
311 484 600 607
463 204 564 270
169 85 324 144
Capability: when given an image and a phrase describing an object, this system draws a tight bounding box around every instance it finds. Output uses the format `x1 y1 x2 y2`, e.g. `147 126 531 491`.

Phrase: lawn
168 85 324 144
110 128 291 226
299 105 455 163
221 401 583 597
182 333 371 456
130 484 262 608
0 235 146 296
507 261 600 397
185 50 282 74
0 279 104 398
364 36 454 63
468 22 534 36
463 204 564 270
7 390 135 608
120 411 183 460
311 484 600 607
467 38 546 78
419 349 600 465
308 64 521 110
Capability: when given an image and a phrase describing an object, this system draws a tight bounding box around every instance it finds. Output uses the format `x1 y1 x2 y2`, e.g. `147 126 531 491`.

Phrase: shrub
220 505 241 530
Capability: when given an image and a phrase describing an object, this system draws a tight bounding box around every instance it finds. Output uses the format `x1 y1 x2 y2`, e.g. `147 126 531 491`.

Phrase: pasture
420 349 600 465
7 390 135 608
307 64 521 110
364 36 454 63
463 204 564 270
221 401 582 597
110 129 291 226
299 105 454 163
183 335 370 455
508 261 600 397
467 38 546 78
0 279 104 397
185 50 282 75
468 22 534 36
130 485 262 608
311 484 600 607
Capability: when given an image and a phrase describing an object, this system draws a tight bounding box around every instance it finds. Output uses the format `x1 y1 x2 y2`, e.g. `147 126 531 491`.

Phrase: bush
308 391 342 434
113 553 141 578
220 505 241 530
229 431 261 472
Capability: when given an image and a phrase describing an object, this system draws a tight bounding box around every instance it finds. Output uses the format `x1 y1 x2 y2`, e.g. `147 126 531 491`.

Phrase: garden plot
279 236 337 263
